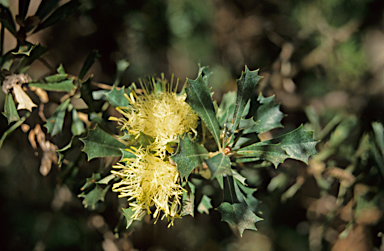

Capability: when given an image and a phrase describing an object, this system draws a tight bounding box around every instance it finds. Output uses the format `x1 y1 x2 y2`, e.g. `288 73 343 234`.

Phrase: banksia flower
110 79 199 226
112 147 184 226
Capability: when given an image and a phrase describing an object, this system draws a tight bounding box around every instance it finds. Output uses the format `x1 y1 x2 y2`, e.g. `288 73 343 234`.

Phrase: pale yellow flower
112 147 184 226
113 81 198 158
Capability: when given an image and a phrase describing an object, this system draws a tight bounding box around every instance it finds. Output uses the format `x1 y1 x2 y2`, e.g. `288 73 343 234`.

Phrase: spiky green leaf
186 69 221 148
105 86 129 108
245 94 284 134
3 93 20 124
71 109 85 135
45 98 70 136
78 184 110 210
171 136 209 180
197 195 212 214
232 67 262 132
237 125 318 167
80 125 125 160
205 153 231 178
217 200 262 236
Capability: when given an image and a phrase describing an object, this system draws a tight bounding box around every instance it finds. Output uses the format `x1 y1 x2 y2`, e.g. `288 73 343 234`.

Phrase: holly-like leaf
237 126 318 167
205 153 232 178
197 195 213 214
45 98 70 136
105 86 129 108
71 109 85 136
80 125 125 160
29 79 76 92
80 173 101 191
236 143 288 167
171 136 209 180
13 84 37 111
245 94 284 134
223 175 241 204
217 200 262 236
3 93 20 123
29 65 76 92
186 69 221 148
232 67 262 133
78 184 110 210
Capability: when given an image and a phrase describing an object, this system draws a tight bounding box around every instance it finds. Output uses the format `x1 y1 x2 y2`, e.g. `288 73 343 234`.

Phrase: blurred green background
1 0 384 250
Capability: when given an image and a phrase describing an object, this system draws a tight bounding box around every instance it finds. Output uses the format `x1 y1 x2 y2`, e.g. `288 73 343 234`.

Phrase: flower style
112 147 184 226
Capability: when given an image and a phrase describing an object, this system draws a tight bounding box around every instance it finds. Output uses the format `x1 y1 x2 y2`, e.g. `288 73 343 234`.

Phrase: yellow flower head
114 80 198 157
112 147 184 226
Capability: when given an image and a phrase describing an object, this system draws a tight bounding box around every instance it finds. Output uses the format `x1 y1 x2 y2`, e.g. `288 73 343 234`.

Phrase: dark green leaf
205 153 231 178
0 5 16 36
217 200 262 236
105 86 129 108
3 93 20 123
245 94 284 134
237 143 288 167
45 98 70 136
18 0 31 22
223 175 240 204
171 136 209 180
33 0 81 33
78 184 110 210
80 77 95 112
79 49 100 80
232 67 261 133
197 195 212 214
29 79 76 92
80 125 125 160
237 125 318 167
0 112 29 149
186 70 221 148
180 182 195 217
18 43 46 72
35 0 60 21
71 109 85 136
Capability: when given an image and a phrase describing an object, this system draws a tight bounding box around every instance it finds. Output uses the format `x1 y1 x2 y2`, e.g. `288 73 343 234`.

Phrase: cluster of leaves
78 65 318 236
0 0 318 237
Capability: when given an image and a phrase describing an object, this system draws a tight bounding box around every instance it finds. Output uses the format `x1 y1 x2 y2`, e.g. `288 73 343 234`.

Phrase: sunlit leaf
80 125 125 160
45 98 70 136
